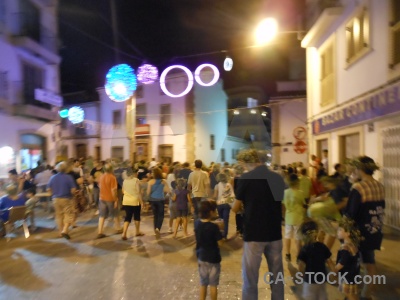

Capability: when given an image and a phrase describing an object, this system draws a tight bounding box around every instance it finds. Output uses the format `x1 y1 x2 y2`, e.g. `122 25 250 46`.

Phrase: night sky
59 0 305 98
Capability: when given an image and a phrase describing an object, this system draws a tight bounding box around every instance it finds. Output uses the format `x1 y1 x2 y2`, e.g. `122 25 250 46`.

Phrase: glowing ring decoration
105 64 137 102
160 65 194 98
194 64 220 86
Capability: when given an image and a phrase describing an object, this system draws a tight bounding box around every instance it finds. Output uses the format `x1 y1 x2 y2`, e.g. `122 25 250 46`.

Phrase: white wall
276 100 308 166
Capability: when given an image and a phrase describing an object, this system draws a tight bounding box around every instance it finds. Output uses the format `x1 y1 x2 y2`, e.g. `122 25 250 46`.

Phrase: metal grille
382 125 400 230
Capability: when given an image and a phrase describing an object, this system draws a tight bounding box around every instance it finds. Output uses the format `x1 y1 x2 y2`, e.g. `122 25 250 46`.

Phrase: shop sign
313 80 400 134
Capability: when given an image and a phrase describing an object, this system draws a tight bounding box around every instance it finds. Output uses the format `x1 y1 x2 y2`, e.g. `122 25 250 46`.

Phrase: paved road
1 207 399 300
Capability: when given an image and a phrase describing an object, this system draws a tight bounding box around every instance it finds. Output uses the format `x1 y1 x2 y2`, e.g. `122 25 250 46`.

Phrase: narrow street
1 207 399 300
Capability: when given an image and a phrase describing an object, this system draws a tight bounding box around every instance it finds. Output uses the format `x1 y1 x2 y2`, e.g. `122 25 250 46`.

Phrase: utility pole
110 0 120 63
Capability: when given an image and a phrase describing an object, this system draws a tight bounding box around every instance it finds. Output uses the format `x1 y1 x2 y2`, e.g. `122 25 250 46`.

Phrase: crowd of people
0 150 385 300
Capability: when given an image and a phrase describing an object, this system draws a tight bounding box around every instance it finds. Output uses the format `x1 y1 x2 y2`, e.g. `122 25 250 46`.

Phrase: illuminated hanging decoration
160 65 194 98
68 106 85 124
137 64 158 85
105 64 137 102
0 146 14 165
224 57 233 71
59 109 69 118
194 64 220 86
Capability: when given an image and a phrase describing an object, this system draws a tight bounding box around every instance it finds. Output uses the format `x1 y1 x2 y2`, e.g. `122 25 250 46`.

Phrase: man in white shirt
149 158 158 169
187 159 210 220
35 166 54 212
321 149 329 175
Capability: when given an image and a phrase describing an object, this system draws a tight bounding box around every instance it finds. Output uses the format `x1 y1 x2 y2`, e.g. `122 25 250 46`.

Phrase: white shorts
284 225 301 240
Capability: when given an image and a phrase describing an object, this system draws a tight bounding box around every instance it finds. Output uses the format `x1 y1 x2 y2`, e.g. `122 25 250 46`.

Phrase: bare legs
200 286 217 300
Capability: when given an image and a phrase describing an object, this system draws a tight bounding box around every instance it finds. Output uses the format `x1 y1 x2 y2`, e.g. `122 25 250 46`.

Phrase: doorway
136 142 149 163
158 145 173 164
338 133 360 163
76 144 87 159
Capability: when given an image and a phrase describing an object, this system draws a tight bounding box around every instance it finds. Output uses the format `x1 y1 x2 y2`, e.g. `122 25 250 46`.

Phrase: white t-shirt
215 182 235 205
187 169 209 197
122 177 141 206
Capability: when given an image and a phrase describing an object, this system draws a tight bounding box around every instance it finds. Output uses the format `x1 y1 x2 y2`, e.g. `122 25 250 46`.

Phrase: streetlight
254 18 278 45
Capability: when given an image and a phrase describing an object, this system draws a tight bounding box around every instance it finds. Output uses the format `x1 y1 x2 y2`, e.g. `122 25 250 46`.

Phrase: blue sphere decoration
105 64 137 102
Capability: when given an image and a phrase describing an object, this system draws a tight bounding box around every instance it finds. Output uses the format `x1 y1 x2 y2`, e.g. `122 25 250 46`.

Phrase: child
297 220 334 300
195 200 223 300
213 173 234 239
25 188 38 231
334 216 361 300
172 178 192 237
283 174 306 261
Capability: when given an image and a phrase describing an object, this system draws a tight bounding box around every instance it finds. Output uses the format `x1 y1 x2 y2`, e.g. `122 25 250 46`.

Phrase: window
113 110 122 129
136 103 146 125
160 104 171 125
135 85 143 98
320 41 335 107
389 0 400 69
0 71 7 99
231 149 235 159
61 117 67 129
210 135 215 150
346 7 370 64
22 63 47 108
220 148 225 162
111 146 124 162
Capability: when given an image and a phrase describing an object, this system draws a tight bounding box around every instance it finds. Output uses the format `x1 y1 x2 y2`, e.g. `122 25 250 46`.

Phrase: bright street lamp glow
261 112 267 117
255 18 278 45
250 109 257 114
0 146 14 164
233 110 240 115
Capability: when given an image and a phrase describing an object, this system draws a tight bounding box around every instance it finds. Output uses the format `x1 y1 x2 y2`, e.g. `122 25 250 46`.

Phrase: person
72 159 84 178
139 171 150 212
232 149 286 300
195 200 223 300
297 220 334 300
233 164 245 237
282 174 305 262
121 168 144 240
0 184 27 223
322 149 329 174
147 167 170 236
47 162 77 240
172 178 192 238
34 165 53 212
209 164 220 191
25 188 38 231
97 163 122 239
334 216 362 300
178 162 192 182
149 158 158 169
298 168 312 204
90 161 104 215
166 166 178 233
213 172 234 239
346 156 385 300
188 160 210 221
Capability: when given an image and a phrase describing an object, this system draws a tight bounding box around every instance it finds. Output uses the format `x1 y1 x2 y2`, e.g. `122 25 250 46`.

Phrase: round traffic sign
294 140 307 154
293 126 307 140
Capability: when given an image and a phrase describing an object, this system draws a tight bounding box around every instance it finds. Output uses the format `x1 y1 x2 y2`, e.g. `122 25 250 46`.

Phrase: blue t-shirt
150 179 164 200
0 194 27 221
47 173 76 199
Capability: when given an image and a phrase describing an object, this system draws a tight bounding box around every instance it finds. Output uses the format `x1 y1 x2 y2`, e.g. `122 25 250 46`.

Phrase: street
1 208 400 300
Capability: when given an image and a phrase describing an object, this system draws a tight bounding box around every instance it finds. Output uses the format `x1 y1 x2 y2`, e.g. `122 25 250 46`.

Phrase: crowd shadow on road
0 250 50 291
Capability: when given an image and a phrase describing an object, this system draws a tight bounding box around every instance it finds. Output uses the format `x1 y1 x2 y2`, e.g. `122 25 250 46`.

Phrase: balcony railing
305 0 342 30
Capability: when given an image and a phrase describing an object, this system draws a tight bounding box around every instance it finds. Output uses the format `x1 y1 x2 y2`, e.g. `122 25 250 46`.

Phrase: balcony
302 0 344 48
12 104 59 121
9 12 60 64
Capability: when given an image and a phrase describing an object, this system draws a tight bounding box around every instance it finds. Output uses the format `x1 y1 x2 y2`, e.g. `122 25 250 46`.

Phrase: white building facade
302 0 400 228
92 69 250 165
0 0 61 177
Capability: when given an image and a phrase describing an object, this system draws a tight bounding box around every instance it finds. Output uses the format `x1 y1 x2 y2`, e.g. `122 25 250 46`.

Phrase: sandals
135 232 145 237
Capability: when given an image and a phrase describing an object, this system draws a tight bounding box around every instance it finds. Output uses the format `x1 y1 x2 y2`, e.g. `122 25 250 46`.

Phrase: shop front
311 79 400 229
20 134 46 171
